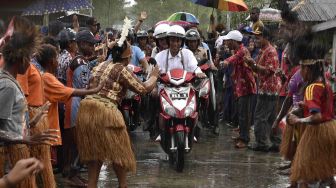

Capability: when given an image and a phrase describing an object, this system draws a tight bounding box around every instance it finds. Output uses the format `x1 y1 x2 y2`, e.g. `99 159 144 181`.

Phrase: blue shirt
70 64 90 128
130 45 145 66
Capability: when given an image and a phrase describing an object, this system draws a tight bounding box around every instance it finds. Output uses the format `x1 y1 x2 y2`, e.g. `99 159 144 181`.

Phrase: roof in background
287 0 336 22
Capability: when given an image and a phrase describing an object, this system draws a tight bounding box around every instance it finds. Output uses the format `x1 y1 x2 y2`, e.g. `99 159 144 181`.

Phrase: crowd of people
0 2 335 188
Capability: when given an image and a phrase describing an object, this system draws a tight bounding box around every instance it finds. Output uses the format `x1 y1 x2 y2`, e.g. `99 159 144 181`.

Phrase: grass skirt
280 122 306 161
291 120 336 182
29 107 56 188
7 144 37 188
76 97 136 173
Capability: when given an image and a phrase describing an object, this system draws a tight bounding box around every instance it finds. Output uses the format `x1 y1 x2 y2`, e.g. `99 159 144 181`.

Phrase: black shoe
269 145 280 152
248 144 269 152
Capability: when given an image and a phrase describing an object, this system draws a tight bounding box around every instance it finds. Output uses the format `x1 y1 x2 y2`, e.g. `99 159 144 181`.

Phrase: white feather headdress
117 17 132 47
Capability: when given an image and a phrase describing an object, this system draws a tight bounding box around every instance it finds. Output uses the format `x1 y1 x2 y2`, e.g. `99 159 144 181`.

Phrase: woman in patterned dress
76 40 159 188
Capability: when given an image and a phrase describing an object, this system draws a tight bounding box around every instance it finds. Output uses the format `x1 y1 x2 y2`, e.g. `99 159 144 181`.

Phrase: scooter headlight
184 96 196 117
161 97 176 117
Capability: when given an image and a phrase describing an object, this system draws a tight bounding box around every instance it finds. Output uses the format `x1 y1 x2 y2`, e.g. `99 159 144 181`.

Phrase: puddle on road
57 123 290 188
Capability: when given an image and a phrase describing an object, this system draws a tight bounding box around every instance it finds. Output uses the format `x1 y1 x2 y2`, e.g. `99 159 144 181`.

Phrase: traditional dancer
76 17 159 188
287 34 336 188
0 29 57 188
13 15 58 188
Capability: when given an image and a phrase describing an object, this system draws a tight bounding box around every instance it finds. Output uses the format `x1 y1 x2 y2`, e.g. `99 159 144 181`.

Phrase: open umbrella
167 12 200 25
245 8 282 23
155 20 197 29
22 0 93 16
188 0 248 12
259 8 282 22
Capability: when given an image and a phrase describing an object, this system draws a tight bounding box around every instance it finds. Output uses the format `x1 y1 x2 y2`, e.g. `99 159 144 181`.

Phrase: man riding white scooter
153 25 207 141
155 25 206 77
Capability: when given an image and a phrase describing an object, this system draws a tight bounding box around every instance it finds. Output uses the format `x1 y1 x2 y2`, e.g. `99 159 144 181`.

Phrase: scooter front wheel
175 131 185 172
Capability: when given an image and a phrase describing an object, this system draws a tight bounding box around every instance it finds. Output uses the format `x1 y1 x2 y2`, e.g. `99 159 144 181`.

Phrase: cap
223 30 243 42
76 30 100 44
58 28 76 42
252 26 271 41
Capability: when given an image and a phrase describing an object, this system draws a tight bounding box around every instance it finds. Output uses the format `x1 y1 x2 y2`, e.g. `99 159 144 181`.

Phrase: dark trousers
238 94 254 143
223 86 234 122
253 94 282 147
250 94 257 126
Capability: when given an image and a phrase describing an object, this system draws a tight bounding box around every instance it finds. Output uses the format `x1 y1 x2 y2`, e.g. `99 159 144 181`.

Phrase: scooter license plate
170 93 188 100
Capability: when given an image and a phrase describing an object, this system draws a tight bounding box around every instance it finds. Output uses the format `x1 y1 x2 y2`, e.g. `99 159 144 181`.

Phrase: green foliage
92 0 126 28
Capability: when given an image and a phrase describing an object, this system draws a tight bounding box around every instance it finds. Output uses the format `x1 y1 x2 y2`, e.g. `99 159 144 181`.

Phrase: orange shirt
16 64 44 106
42 73 74 145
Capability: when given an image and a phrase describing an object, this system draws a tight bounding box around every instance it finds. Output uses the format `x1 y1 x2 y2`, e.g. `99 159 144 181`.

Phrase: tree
92 0 126 29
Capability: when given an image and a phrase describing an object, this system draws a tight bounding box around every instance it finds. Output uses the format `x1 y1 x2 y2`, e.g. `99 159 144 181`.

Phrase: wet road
56 122 290 188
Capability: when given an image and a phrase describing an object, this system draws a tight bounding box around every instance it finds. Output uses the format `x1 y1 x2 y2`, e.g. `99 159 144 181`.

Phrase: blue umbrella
22 0 93 16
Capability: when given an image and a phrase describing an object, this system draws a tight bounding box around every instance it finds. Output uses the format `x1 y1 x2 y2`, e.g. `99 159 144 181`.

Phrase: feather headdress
0 18 14 48
117 17 132 47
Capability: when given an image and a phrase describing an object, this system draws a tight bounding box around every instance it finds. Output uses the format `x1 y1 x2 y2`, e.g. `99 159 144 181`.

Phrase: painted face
169 37 182 55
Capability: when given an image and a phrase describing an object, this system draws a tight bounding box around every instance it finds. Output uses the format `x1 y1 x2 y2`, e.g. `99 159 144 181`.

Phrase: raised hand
139 11 147 21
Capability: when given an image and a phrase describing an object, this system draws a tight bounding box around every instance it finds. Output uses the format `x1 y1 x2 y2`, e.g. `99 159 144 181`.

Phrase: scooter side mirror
148 57 157 66
198 59 208 66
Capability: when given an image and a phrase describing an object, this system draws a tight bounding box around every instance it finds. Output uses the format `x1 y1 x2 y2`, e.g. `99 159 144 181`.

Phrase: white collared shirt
155 48 202 74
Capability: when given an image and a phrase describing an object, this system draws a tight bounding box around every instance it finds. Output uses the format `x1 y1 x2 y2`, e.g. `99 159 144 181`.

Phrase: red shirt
303 82 334 122
227 45 256 98
255 44 281 95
